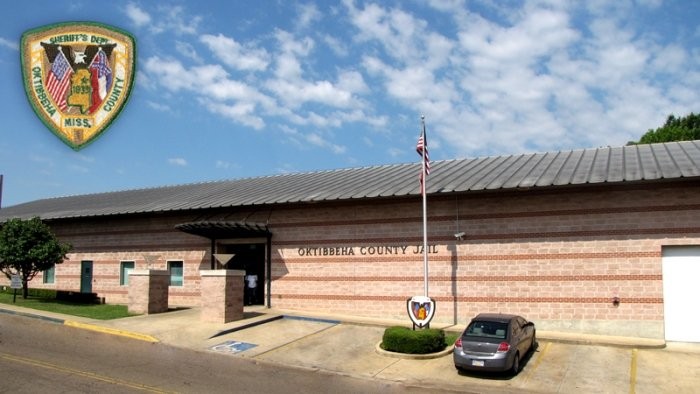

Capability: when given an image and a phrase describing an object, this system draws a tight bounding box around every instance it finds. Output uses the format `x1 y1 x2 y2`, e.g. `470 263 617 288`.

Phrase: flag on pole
416 120 430 193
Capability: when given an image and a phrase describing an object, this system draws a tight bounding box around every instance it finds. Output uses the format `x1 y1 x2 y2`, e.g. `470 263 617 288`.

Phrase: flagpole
420 115 429 297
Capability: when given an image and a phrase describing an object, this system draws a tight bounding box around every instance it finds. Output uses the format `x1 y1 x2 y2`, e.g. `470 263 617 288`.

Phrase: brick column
200 269 245 323
127 270 170 314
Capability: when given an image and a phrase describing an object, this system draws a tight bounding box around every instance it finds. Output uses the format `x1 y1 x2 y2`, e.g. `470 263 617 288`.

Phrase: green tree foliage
632 113 700 144
0 217 71 299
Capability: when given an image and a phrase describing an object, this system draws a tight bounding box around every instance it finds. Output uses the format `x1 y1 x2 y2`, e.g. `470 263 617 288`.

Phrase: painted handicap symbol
211 340 257 354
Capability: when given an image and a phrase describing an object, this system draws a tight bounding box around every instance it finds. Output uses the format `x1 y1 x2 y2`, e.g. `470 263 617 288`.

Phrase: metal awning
175 221 270 240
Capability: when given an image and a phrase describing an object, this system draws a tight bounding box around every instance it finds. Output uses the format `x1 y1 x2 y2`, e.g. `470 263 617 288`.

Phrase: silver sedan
453 313 536 375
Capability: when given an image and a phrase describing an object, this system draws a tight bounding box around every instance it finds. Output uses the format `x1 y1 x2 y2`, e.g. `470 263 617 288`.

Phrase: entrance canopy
175 221 270 240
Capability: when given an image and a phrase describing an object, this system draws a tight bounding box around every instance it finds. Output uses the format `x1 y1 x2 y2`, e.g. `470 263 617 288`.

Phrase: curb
0 306 65 324
0 307 158 343
537 331 666 349
375 341 454 359
64 320 159 343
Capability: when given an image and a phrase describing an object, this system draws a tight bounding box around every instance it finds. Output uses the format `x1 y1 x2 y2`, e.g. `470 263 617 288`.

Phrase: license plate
471 360 485 367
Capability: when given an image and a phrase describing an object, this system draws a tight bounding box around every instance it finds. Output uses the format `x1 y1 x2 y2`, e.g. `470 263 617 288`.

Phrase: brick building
2 140 700 342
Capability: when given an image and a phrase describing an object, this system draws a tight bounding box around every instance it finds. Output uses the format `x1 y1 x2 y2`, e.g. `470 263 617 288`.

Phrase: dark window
466 321 509 339
120 261 135 286
168 261 183 286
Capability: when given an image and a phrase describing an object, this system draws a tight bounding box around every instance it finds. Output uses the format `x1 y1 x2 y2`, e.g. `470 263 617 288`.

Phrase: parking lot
207 319 700 393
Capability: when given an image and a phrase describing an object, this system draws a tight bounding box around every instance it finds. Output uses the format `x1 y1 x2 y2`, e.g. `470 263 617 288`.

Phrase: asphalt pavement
1 303 689 393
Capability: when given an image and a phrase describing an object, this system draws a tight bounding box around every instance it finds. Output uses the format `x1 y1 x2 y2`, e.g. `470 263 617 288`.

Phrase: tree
0 217 71 299
631 112 700 144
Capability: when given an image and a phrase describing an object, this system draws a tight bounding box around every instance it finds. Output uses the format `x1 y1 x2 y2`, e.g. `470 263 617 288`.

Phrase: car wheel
531 332 537 352
511 353 520 375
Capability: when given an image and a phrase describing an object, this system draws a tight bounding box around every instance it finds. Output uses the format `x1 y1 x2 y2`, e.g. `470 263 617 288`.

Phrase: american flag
416 134 430 174
45 50 73 112
416 122 430 193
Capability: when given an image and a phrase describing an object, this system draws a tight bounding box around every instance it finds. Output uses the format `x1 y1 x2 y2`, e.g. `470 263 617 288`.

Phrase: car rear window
465 321 508 339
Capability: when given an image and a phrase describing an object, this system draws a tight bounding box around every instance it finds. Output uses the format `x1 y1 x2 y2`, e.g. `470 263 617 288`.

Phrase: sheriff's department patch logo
21 22 136 150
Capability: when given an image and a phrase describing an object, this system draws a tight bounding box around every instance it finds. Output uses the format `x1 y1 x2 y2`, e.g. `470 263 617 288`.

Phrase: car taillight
496 342 510 352
455 338 462 348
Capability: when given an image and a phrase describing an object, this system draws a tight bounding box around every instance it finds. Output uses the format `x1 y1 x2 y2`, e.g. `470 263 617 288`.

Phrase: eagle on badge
40 42 116 115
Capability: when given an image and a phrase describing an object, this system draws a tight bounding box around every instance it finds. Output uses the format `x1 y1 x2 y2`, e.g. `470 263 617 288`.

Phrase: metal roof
2 140 700 221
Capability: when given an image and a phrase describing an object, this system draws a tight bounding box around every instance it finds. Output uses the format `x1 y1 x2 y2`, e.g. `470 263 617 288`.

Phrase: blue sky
0 0 698 207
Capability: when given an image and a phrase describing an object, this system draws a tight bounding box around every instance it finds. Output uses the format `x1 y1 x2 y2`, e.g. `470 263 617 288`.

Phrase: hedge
381 326 446 354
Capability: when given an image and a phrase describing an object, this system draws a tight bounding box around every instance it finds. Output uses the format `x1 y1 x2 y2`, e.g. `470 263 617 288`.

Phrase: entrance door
80 261 93 293
662 247 700 342
219 243 265 305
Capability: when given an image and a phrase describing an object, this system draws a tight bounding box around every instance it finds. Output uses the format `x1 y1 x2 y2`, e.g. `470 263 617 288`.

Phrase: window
120 261 135 286
43 265 55 284
168 261 183 286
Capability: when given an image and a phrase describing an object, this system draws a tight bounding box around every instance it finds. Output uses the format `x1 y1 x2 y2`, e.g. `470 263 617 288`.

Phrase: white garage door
662 247 700 343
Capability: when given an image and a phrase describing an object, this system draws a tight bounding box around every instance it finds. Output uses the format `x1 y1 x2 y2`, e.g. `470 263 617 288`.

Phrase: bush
0 286 57 298
382 326 446 354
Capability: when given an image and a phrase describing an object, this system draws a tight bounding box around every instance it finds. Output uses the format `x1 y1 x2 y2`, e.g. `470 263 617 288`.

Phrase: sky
0 0 698 207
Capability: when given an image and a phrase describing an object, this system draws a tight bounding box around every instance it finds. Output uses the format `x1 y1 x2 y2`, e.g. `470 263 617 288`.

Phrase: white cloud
322 34 349 57
168 158 188 166
305 132 346 154
215 160 231 169
0 37 18 51
175 41 202 63
160 5 201 35
200 34 270 71
344 0 700 156
146 101 172 112
201 99 265 129
136 1 699 161
297 3 322 29
124 3 151 27
137 5 200 35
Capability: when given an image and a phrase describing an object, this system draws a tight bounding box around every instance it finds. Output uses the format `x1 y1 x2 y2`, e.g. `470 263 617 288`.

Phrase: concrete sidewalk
0 303 678 392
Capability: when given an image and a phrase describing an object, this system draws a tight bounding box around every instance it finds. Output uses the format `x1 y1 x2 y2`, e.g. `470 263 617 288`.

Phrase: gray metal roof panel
533 151 568 187
2 140 700 221
588 148 610 184
500 153 546 189
474 155 523 190
436 157 485 192
456 156 509 191
675 141 700 177
652 143 681 179
606 147 624 183
552 149 581 185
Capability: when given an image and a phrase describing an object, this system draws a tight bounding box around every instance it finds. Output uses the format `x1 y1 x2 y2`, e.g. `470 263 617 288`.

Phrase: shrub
0 286 57 298
382 326 446 354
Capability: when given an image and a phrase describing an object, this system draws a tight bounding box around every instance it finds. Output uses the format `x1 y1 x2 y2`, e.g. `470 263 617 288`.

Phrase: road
0 314 464 394
3 310 700 393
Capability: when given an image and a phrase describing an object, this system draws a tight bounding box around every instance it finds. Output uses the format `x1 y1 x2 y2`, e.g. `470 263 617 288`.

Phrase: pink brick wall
7 183 699 338
128 270 169 314
200 270 245 323
267 184 700 338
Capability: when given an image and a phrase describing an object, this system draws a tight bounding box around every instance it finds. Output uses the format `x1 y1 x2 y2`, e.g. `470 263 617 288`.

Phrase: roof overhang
175 221 270 240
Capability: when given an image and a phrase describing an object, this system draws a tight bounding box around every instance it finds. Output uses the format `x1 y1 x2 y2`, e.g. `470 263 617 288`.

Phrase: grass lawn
445 331 460 347
0 291 133 320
